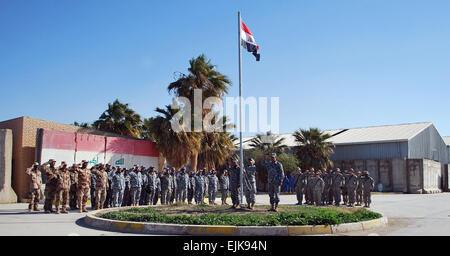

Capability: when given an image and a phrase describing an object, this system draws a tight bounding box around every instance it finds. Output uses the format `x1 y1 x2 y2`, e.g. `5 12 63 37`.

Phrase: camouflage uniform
42 162 59 213
111 170 125 207
356 173 363 206
55 167 71 213
293 171 306 205
176 170 189 203
92 168 109 210
229 165 241 207
147 170 157 205
332 171 344 206
76 166 91 212
207 173 219 204
219 171 229 205
243 164 257 207
306 172 315 205
160 171 171 205
194 172 205 204
328 171 336 205
201 172 208 204
153 175 161 205
69 167 78 210
362 173 374 207
321 171 331 205
25 165 43 212
187 172 196 204
104 166 113 208
346 173 358 206
122 171 131 206
90 170 97 209
129 169 142 206
313 174 325 206
342 172 349 205
169 172 177 204
140 169 148 205
265 159 284 209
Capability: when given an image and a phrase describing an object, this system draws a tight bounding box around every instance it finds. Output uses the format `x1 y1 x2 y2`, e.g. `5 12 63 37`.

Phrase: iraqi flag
240 20 260 61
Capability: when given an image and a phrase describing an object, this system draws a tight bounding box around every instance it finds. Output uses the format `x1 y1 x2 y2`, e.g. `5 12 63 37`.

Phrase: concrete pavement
1 193 450 235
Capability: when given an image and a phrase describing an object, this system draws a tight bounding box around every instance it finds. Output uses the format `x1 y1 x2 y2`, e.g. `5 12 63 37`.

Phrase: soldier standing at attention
41 159 59 213
111 167 125 207
90 165 97 210
264 153 284 212
76 161 91 212
147 167 157 205
361 171 374 208
176 167 189 203
92 164 109 210
201 168 208 204
306 168 315 205
207 169 219 205
55 162 71 214
25 162 43 212
169 167 177 204
346 169 358 207
293 167 305 205
122 169 131 206
153 172 161 205
129 165 142 206
313 171 325 206
244 158 257 210
187 171 196 204
355 171 363 206
160 168 171 205
342 169 351 205
194 169 205 205
321 169 331 205
69 164 79 210
139 166 148 205
332 168 344 206
328 170 336 205
219 170 230 205
229 159 241 209
104 164 113 208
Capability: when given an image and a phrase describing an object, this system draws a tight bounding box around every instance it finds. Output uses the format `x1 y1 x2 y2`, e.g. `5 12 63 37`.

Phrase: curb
84 206 388 236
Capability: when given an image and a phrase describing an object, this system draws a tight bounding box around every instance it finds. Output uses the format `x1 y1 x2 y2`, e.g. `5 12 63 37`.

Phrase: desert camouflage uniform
346 174 358 206
362 175 375 207
293 172 306 205
332 172 344 206
55 167 71 213
92 168 109 210
69 168 78 210
76 167 91 212
313 175 325 206
25 167 43 211
356 175 363 206
42 164 59 213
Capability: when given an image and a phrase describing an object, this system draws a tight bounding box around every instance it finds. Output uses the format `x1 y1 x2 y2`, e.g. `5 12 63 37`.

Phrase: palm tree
293 128 335 169
248 131 288 155
148 105 201 169
198 115 236 169
92 99 143 138
141 117 156 141
167 54 232 171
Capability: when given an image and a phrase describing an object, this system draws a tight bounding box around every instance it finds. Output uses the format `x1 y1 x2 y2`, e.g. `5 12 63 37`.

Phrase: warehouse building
243 122 449 193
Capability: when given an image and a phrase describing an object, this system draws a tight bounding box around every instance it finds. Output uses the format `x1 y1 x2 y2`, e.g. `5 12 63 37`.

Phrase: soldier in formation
55 162 71 214
187 171 196 204
207 169 219 205
111 167 125 207
229 159 241 209
293 168 306 205
25 162 43 212
361 171 374 207
176 167 189 203
219 170 229 205
243 158 257 209
91 164 109 210
264 153 284 212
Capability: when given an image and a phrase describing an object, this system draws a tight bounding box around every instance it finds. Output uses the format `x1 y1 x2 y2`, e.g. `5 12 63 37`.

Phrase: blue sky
1 1 449 137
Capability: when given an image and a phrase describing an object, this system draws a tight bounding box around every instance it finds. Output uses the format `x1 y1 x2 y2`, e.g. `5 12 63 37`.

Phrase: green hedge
100 206 381 226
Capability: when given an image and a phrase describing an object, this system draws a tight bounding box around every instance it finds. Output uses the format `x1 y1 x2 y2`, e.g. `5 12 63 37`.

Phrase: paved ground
1 193 449 236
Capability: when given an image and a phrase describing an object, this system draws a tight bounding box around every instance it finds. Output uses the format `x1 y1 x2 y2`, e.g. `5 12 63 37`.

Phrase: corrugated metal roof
238 122 433 148
328 122 432 145
443 136 450 146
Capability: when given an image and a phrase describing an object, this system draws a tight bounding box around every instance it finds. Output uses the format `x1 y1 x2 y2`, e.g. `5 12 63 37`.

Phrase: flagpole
238 11 244 206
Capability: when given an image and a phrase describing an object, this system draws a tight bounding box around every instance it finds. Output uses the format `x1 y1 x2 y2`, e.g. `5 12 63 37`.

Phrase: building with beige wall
0 116 163 202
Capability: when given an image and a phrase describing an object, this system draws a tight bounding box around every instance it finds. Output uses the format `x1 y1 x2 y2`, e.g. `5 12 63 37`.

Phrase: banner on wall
39 130 76 165
105 137 158 169
74 133 106 168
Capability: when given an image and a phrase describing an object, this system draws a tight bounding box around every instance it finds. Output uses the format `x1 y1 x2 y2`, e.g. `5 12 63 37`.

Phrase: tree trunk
190 150 198 172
